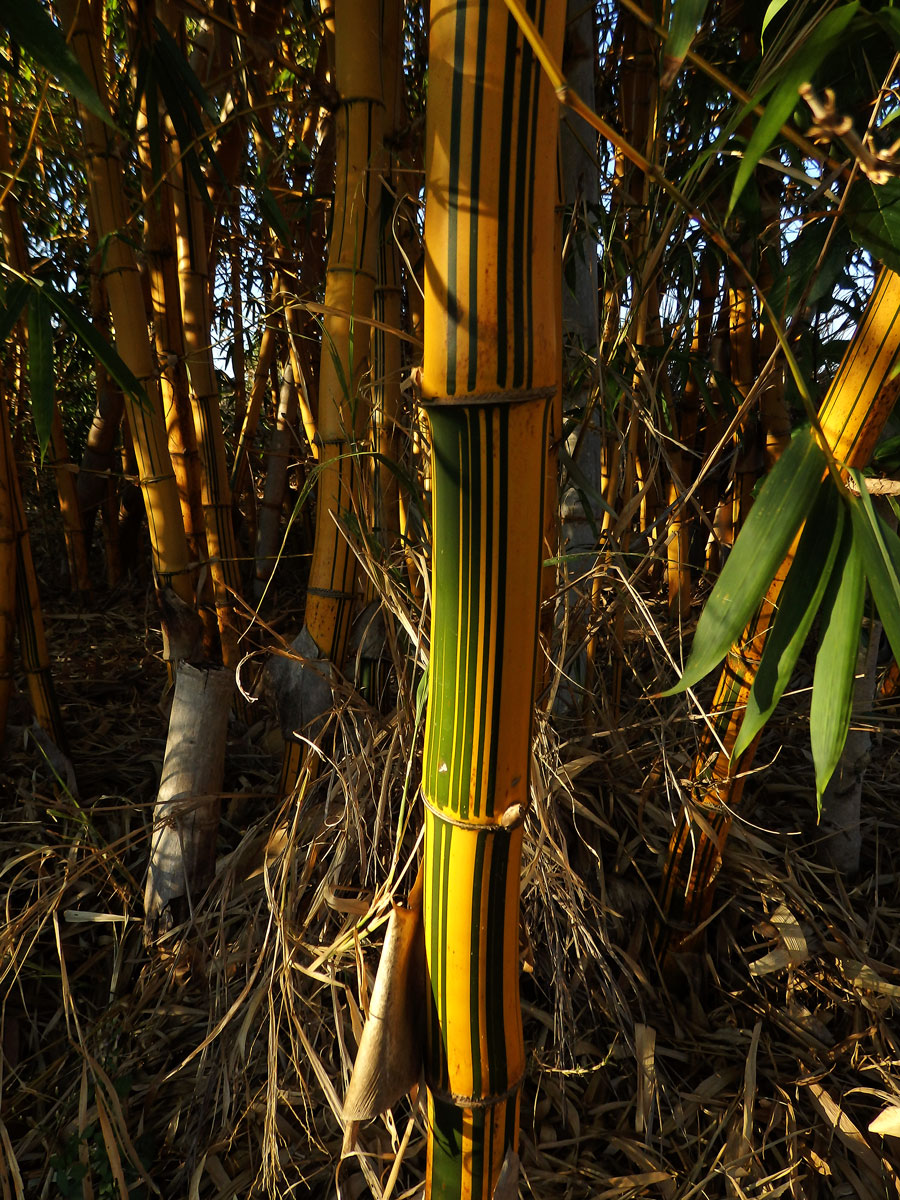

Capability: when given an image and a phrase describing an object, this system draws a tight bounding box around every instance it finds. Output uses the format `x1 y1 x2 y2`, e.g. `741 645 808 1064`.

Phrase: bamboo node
422 793 525 832
421 385 557 409
427 1076 523 1109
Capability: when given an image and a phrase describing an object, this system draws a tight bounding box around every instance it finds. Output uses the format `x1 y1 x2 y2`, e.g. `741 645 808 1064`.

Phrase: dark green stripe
466 0 489 394
495 15 519 387
457 410 481 819
439 818 453 1090
512 18 533 388
486 408 509 813
484 831 510 1092
430 1094 464 1198
474 409 495 819
445 3 468 395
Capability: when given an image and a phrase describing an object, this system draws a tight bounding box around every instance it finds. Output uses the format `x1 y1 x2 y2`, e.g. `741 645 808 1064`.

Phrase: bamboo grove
6 0 900 1194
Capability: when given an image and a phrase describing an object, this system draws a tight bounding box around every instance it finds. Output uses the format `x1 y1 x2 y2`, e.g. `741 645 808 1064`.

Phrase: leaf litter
2 549 900 1199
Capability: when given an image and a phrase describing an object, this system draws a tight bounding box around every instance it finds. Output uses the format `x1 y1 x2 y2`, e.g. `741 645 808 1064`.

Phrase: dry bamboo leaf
635 1023 657 1136
0 1120 24 1200
94 1089 128 1200
806 1081 891 1185
841 959 900 999
741 1021 762 1160
869 1107 900 1138
597 1172 672 1197
749 904 808 975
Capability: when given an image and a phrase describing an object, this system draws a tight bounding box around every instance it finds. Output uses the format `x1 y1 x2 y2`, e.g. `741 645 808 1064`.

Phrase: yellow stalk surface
421 0 564 1193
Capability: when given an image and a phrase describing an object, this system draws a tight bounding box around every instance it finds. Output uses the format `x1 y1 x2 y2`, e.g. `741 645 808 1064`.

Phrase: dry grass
3 559 900 1200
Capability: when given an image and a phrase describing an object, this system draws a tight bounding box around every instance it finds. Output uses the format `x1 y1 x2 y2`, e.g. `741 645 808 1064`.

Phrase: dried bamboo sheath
421 0 564 1192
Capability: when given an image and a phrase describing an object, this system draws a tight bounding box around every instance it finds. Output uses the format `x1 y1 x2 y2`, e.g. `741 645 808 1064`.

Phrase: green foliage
663 427 827 695
728 4 860 216
845 178 900 276
732 479 844 760
27 290 54 458
810 518 865 803
662 0 711 88
1 0 113 126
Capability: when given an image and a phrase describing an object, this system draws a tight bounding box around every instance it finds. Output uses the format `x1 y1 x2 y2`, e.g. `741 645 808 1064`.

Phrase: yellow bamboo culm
278 0 386 795
420 0 564 1193
657 267 900 958
59 0 194 610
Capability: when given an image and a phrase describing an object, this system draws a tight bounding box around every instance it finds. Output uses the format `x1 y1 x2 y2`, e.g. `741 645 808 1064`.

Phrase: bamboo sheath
657 267 900 955
278 0 385 794
59 0 194 609
421 1 563 1193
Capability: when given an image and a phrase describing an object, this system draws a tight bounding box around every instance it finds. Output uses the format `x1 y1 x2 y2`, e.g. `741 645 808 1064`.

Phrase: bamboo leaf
733 479 844 760
810 520 865 803
151 19 218 121
848 472 900 664
661 0 710 89
257 174 293 250
1 0 114 127
728 4 859 217
27 291 54 459
761 0 791 48
844 178 900 275
664 427 827 695
0 277 30 344
40 281 147 407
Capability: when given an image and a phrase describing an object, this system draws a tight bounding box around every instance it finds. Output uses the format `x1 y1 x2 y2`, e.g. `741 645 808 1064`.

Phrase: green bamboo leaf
257 174 293 250
27 291 54 459
40 281 147 407
761 0 791 48
1 0 114 127
664 426 827 695
151 19 219 121
661 0 710 88
728 3 859 217
844 178 900 276
733 478 844 760
0 278 30 344
848 472 900 663
810 521 865 803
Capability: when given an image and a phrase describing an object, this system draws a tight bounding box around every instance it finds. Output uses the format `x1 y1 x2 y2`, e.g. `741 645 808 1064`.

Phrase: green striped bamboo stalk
59 0 195 611
277 0 385 796
420 0 564 1192
657 267 900 957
